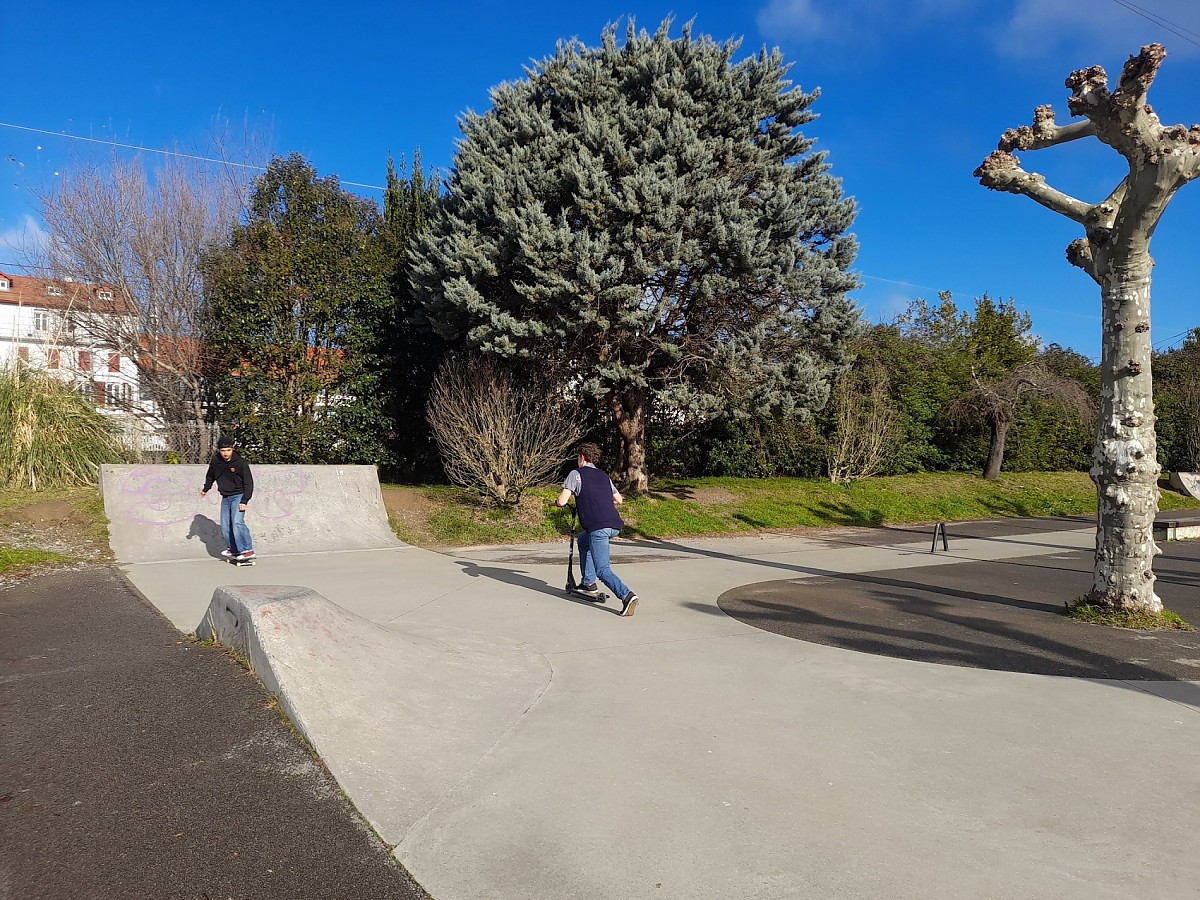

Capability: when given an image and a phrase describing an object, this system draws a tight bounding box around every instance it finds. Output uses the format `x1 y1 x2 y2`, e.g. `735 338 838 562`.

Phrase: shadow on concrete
716 542 1200 688
186 515 226 558
454 561 622 615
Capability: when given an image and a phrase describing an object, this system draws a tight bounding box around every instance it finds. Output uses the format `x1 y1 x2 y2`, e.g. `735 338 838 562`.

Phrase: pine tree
377 151 446 480
411 19 860 491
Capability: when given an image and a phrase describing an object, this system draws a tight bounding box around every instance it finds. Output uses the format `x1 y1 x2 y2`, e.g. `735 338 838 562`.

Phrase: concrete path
120 520 1200 899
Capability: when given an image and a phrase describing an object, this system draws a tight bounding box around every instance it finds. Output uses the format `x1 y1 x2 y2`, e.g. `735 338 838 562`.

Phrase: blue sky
2 1 1198 361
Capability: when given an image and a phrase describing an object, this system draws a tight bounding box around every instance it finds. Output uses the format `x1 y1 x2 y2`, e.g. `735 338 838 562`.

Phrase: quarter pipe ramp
99 464 402 563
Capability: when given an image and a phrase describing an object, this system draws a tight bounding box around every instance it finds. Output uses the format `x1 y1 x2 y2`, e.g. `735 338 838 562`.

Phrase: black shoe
570 583 604 601
620 593 639 617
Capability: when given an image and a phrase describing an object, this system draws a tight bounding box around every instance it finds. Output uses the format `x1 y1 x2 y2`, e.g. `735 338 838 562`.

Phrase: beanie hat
217 435 235 449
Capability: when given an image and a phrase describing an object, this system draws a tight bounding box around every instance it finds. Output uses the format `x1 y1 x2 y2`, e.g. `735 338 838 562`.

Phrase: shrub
0 364 124 490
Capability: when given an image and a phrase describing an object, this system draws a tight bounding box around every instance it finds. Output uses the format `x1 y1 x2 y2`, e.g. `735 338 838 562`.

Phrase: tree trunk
1088 262 1161 612
982 415 1011 480
608 385 648 494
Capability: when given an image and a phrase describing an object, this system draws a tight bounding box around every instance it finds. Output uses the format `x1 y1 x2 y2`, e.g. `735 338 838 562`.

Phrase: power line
1153 327 1195 349
1110 0 1200 47
0 121 386 191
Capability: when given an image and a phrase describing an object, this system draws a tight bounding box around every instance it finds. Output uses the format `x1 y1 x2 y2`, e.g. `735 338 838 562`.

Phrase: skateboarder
200 435 256 562
555 442 639 616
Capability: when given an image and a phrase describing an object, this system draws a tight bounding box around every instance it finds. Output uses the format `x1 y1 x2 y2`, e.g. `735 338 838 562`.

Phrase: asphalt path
0 566 428 900
719 527 1200 679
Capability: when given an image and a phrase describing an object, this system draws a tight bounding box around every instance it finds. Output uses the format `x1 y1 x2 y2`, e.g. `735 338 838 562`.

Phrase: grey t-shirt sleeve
563 469 582 495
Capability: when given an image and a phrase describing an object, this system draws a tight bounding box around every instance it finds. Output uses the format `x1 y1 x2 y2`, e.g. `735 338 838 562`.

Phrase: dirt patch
381 487 439 543
686 486 740 506
5 500 82 526
381 487 438 516
0 496 111 574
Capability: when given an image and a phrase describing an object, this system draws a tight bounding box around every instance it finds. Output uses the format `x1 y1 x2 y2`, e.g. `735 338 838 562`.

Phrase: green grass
385 484 567 547
1065 601 1193 631
383 470 1200 547
0 545 71 574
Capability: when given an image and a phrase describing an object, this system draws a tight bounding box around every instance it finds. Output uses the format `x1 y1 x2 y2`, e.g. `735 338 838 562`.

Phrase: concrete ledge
1154 521 1200 542
196 585 552 847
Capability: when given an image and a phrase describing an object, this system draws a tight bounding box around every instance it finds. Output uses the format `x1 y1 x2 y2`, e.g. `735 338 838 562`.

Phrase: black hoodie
202 451 254 503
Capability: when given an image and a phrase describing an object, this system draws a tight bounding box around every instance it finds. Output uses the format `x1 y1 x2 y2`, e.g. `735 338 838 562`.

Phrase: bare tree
947 363 1093 480
32 140 255 461
975 44 1200 612
826 359 901 483
427 356 581 505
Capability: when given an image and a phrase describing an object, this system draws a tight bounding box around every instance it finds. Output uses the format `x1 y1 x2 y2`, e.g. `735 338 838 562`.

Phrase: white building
0 270 151 436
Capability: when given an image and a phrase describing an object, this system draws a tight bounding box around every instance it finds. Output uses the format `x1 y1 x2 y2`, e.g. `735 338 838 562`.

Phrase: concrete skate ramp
100 464 402 563
196 585 551 845
1170 471 1200 499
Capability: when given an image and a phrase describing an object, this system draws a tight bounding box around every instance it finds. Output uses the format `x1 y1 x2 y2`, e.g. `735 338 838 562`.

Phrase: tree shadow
718 586 1200 697
711 534 1200 689
647 484 696 501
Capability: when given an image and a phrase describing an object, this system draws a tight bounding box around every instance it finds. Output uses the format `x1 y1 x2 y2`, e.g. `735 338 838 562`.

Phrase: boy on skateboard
200 434 256 563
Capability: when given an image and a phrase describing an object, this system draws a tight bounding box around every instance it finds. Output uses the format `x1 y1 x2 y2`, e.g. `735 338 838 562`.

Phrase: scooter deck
566 585 609 602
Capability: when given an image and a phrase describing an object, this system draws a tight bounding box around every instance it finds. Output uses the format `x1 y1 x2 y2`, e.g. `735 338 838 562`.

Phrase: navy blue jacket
575 466 623 533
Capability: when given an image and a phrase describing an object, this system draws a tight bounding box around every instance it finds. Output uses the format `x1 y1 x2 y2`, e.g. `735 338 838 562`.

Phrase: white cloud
994 0 1200 62
0 215 48 264
754 0 1199 64
756 0 978 47
756 0 831 43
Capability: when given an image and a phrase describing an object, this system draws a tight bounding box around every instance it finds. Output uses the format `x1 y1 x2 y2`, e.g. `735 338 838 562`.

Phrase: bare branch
32 138 257 461
973 151 1091 222
427 356 581 505
825 358 901 483
1065 238 1095 274
999 106 1096 152
1112 44 1167 109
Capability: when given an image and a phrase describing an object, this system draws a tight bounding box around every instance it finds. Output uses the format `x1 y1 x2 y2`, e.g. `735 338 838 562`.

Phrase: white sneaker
220 549 234 558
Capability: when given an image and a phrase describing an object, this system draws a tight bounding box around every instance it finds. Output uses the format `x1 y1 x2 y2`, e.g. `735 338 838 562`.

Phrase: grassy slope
386 471 1200 548
2 473 1196 567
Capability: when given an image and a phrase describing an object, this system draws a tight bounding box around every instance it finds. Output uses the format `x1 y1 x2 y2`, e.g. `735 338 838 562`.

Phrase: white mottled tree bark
975 45 1200 611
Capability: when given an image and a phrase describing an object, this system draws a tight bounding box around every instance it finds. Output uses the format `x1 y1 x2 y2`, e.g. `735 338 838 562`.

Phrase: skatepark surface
104 477 1200 900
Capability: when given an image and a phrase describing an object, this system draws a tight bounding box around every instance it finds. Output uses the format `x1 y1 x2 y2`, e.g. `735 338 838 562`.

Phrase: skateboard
231 558 257 567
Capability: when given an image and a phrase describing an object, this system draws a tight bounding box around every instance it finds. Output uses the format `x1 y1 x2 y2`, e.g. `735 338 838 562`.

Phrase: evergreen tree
203 154 391 464
878 292 1038 473
411 19 860 492
1003 344 1097 474
376 151 447 480
1154 328 1200 472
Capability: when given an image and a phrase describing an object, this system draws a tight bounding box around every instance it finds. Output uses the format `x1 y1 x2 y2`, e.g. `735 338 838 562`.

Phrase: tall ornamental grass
0 364 124 490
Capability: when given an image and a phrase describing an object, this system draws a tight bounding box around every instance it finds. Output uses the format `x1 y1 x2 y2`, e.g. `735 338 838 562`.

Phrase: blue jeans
220 494 254 555
579 527 631 600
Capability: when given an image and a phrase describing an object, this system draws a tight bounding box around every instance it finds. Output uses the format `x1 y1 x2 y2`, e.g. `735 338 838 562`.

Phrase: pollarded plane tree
975 44 1200 612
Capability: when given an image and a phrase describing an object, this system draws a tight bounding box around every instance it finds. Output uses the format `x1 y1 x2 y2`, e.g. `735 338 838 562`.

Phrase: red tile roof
0 270 134 316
